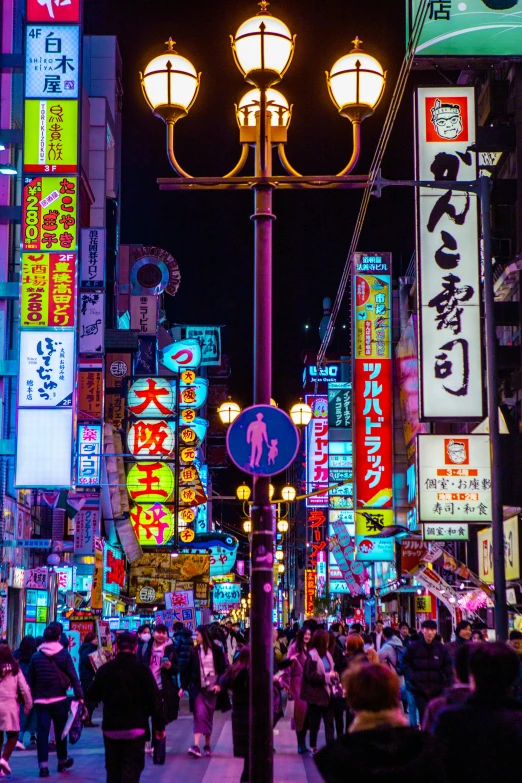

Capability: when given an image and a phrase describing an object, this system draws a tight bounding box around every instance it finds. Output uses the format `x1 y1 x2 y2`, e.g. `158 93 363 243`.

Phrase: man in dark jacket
78 632 98 727
172 622 193 680
27 625 83 778
434 642 522 783
403 619 453 721
444 620 472 663
88 632 165 783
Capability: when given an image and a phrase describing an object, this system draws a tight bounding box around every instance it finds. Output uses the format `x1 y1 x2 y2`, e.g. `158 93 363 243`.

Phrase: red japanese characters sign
22 175 77 252
127 419 175 459
21 252 76 327
307 508 327 569
305 569 316 616
26 0 81 23
127 377 175 418
130 503 174 546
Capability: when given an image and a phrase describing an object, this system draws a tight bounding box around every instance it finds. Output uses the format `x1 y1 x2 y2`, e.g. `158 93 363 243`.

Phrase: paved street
8 700 324 783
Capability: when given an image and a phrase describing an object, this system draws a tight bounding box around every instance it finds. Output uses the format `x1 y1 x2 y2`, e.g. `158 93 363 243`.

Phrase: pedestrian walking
172 621 193 679
422 643 473 732
279 627 311 753
27 624 83 778
0 644 33 777
403 619 453 722
444 620 472 663
13 635 37 749
301 629 338 755
223 625 238 664
314 663 448 783
433 642 522 782
78 632 98 727
136 625 151 658
138 623 179 762
273 627 288 670
370 620 385 652
328 631 346 739
220 647 250 783
398 622 411 646
378 627 405 678
87 631 165 783
181 625 228 759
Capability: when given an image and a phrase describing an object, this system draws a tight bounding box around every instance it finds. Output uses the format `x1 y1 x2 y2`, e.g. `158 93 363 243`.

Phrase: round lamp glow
231 3 295 88
327 37 385 122
243 519 252 533
237 88 291 128
277 519 289 533
269 484 275 500
281 485 296 503
141 38 200 123
290 399 313 427
237 483 252 502
278 564 285 574
218 397 241 425
275 549 284 561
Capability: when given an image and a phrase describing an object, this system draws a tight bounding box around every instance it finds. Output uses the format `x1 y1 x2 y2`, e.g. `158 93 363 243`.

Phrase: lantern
127 461 174 503
130 503 174 546
127 419 175 459
128 378 175 418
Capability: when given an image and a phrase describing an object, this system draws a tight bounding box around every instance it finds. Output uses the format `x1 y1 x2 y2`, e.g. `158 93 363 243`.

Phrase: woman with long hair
280 627 312 753
13 635 37 749
181 625 229 759
0 644 32 775
301 629 338 755
220 647 250 782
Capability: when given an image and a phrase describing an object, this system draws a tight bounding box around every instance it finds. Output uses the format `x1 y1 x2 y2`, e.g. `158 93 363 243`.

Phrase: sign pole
480 175 508 639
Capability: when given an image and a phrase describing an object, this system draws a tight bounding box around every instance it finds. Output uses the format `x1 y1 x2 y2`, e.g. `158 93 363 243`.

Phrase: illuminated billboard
24 99 78 173
21 252 76 327
22 175 77 252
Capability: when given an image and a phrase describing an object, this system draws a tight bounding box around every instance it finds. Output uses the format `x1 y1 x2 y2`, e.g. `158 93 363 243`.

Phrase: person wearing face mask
137 626 151 656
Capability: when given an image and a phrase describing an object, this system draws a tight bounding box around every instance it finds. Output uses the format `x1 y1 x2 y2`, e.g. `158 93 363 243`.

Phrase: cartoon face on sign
445 438 469 465
427 97 468 142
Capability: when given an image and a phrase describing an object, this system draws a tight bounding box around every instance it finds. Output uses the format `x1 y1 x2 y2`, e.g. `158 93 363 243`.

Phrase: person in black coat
78 632 98 727
315 663 448 783
433 642 522 783
403 619 453 721
88 631 165 783
172 622 193 679
27 625 83 778
220 647 250 783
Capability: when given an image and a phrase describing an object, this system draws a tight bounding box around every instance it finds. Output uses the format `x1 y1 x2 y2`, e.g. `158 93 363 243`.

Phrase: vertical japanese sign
80 228 105 288
305 396 329 506
77 424 102 486
415 87 483 420
352 253 393 512
304 569 316 616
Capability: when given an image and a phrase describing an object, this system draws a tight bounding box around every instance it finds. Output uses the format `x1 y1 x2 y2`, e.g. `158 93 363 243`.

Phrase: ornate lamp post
141 7 385 780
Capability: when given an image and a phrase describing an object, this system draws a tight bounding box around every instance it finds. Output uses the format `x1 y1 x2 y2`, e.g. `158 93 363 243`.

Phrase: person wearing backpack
27 625 83 778
378 628 405 682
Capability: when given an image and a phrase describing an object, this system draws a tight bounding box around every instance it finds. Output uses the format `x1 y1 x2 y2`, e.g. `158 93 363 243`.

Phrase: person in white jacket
0 644 32 776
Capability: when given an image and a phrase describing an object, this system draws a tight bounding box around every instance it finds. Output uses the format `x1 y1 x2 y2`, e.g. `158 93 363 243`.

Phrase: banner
415 87 483 420
73 506 100 555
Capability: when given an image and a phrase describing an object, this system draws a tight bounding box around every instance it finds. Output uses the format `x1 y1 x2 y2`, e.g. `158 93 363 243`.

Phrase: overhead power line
317 0 429 365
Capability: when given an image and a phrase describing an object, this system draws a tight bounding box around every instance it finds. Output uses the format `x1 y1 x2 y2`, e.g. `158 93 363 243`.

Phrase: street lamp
218 397 242 425
142 8 385 780
274 549 284 561
277 518 289 533
268 484 275 500
243 519 252 533
289 399 312 427
281 485 296 503
237 483 252 501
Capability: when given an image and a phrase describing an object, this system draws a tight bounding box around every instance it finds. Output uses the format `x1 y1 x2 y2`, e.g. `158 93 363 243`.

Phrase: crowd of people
1 616 522 781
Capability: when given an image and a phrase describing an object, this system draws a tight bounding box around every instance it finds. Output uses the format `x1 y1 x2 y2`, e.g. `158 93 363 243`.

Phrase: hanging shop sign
396 314 429 448
316 550 327 598
21 252 76 328
418 434 492 522
73 506 100 555
179 378 208 409
185 326 222 366
91 539 103 611
15 407 73 488
307 508 328 569
353 252 393 509
22 174 77 251
212 582 241 610
24 99 78 173
25 25 80 98
18 330 74 408
106 353 131 389
164 589 194 610
305 569 316 615
477 516 520 583
180 532 239 578
77 424 102 486
130 295 158 334
24 567 49 589
407 0 522 58
78 368 102 419
128 419 175 459
79 291 104 354
179 416 208 448
306 396 329 507
102 543 125 596
129 246 180 296
127 462 174 504
130 503 175 547
128 377 175 418
134 335 158 376
160 338 202 374
414 564 458 618
54 566 76 592
423 523 469 541
355 509 395 562
80 228 105 288
328 382 351 430
26 0 81 23
415 87 482 420
400 538 441 574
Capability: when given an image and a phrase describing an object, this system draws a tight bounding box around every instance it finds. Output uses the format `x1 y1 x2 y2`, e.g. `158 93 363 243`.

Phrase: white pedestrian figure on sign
267 439 279 466
247 412 269 468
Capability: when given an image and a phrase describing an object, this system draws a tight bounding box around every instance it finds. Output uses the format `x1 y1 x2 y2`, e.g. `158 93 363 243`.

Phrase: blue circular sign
226 404 300 477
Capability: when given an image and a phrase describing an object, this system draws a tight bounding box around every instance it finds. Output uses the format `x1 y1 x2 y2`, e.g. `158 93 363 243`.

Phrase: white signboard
18 330 75 408
25 25 80 99
15 407 73 488
415 87 483 420
80 228 105 288
130 296 158 334
418 434 492 523
164 590 195 610
422 523 469 541
73 507 99 555
24 566 49 589
79 292 105 354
